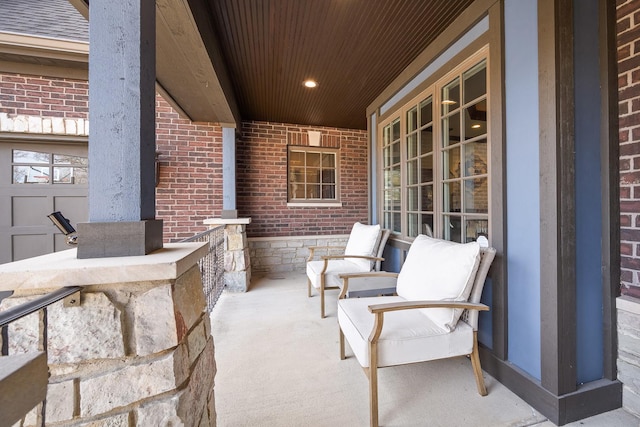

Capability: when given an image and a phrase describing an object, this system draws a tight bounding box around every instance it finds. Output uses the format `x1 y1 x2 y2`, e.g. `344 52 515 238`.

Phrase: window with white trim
288 146 339 203
380 53 489 243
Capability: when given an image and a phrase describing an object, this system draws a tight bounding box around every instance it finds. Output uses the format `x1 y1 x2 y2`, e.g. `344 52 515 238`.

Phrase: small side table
346 274 397 298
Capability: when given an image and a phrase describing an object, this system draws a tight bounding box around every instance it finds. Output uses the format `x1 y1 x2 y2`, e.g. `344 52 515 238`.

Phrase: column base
77 220 163 259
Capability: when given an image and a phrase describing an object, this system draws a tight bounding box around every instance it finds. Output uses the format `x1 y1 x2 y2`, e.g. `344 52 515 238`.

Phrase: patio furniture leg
320 276 326 318
369 340 379 427
470 331 487 396
339 327 346 360
307 277 312 297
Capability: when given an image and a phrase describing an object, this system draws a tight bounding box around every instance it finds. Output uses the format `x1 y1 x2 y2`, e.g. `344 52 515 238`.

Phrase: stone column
205 218 251 292
0 243 215 426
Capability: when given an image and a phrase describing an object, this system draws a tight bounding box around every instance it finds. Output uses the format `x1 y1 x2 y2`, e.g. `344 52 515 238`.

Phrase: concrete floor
210 272 639 427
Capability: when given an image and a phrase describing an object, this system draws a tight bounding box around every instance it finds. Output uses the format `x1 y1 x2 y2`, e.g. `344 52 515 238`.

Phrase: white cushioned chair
306 222 390 318
337 235 496 427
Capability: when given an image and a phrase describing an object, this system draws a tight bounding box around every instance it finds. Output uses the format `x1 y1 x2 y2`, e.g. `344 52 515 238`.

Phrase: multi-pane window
382 119 401 232
288 147 339 202
12 149 88 185
380 55 489 243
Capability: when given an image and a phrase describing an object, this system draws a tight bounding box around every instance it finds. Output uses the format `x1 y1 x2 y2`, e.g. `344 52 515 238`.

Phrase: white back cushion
396 235 480 331
344 222 381 270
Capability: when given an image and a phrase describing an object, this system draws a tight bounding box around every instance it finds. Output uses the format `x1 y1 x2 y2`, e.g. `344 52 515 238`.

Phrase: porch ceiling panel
205 0 475 130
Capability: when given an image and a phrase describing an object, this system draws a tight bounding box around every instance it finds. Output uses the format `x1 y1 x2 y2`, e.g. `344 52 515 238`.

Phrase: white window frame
287 145 342 207
378 47 490 242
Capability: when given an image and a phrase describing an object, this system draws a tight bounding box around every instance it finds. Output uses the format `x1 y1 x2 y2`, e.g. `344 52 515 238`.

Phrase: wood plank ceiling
200 0 475 130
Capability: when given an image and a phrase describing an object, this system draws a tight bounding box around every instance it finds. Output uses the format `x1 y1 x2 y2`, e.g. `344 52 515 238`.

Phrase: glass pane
391 188 401 210
407 187 418 210
392 120 400 141
465 219 489 243
391 142 400 165
443 181 461 213
290 183 305 199
322 153 335 168
13 150 49 164
383 125 391 145
53 154 88 166
420 126 433 154
290 151 304 166
384 190 393 210
307 184 320 198
408 213 419 237
407 160 418 185
384 212 392 229
407 134 418 159
441 77 460 115
464 139 488 177
421 184 433 211
407 107 418 132
420 155 433 183
393 212 401 233
420 97 433 126
384 170 393 189
463 60 487 104
307 152 321 167
421 214 434 236
443 147 461 179
391 166 401 187
464 178 488 213
322 169 335 184
305 169 320 184
464 99 487 141
13 165 50 184
443 216 462 243
53 167 85 184
290 168 303 183
383 146 391 168
322 184 336 199
442 112 461 147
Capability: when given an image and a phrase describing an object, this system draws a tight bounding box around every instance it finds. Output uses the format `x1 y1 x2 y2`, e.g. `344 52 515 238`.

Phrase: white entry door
0 141 88 263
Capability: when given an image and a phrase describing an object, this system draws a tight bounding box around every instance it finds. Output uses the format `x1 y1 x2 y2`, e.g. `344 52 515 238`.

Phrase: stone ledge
618 295 640 315
0 242 207 293
204 217 251 225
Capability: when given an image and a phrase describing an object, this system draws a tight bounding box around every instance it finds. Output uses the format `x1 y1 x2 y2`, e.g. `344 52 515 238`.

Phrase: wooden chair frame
307 229 390 318
338 246 496 427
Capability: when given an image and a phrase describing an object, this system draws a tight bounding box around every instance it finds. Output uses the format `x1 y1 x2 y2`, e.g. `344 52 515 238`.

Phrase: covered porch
211 273 636 426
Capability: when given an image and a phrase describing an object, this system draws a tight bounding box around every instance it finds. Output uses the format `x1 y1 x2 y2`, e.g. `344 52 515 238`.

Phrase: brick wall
0 74 88 118
0 71 223 242
237 120 370 237
155 97 223 242
618 0 640 299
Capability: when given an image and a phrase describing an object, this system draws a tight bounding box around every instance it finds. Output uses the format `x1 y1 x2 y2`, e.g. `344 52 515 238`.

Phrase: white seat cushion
338 296 473 368
307 259 368 289
344 222 381 270
396 235 480 331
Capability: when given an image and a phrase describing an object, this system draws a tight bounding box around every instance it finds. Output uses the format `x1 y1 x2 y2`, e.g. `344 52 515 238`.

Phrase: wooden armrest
307 245 346 261
368 300 489 314
321 255 384 261
367 300 489 343
338 272 398 299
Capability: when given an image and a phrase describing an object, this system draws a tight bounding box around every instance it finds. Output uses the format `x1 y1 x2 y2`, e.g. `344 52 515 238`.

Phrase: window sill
287 202 343 208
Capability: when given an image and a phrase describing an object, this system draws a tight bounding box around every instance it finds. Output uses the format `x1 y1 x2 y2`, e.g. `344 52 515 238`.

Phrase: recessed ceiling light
304 80 318 88
442 99 456 105
471 124 481 129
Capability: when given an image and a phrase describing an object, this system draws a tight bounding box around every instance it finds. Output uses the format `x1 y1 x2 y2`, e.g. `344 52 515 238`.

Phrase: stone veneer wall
1 248 215 426
249 234 349 274
617 297 640 418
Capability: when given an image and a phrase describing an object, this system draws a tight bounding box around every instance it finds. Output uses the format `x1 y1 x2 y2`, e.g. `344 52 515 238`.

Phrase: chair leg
339 327 345 360
307 278 312 297
368 341 379 427
470 331 487 396
320 277 326 318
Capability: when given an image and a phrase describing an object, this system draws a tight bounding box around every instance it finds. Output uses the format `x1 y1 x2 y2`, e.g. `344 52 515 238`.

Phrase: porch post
222 126 238 219
79 0 162 258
